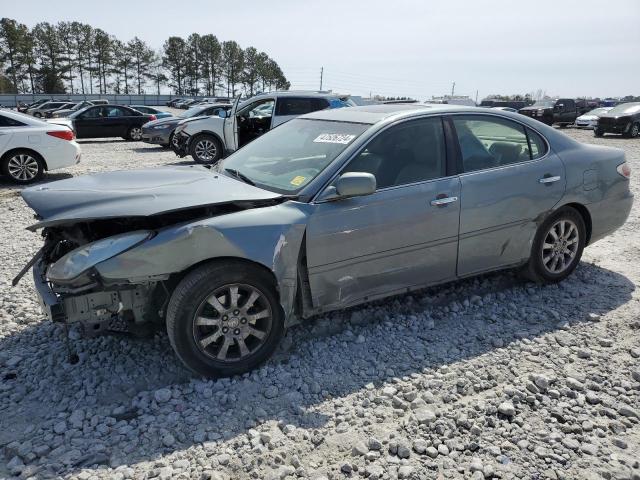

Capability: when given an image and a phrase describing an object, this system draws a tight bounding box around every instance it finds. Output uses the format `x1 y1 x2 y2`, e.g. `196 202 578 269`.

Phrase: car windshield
181 106 209 118
584 108 609 116
532 100 556 108
607 103 640 115
219 118 369 194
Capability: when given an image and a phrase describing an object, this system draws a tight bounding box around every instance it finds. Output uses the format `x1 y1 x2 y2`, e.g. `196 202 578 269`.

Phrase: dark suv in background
595 102 640 138
519 98 580 127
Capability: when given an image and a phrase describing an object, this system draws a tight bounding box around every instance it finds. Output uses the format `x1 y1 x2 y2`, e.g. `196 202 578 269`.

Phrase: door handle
539 175 561 184
430 196 458 206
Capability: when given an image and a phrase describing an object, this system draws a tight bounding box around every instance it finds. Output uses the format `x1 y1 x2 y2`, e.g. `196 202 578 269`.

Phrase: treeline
0 17 290 97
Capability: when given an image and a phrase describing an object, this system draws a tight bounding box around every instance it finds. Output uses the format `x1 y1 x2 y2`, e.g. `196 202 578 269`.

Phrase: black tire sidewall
594 128 604 137
167 262 284 377
190 134 222 164
529 207 586 283
1 150 44 184
629 123 639 138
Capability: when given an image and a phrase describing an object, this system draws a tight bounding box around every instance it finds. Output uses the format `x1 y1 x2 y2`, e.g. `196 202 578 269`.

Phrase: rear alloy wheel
190 134 222 164
166 261 284 377
1 151 44 184
128 126 143 141
522 207 585 284
628 123 639 138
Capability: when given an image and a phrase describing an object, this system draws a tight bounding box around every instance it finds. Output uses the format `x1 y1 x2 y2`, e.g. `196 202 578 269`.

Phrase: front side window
453 116 535 172
219 118 368 194
81 107 104 119
343 117 447 189
241 99 274 119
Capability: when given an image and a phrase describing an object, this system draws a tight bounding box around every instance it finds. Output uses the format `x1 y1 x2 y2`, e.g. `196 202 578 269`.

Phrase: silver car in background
575 107 613 129
17 104 633 377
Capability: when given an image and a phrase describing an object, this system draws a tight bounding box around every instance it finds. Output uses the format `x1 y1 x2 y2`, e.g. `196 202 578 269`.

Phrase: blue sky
4 0 639 100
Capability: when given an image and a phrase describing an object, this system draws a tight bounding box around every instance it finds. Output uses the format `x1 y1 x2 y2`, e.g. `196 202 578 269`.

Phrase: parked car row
166 97 231 109
16 103 633 376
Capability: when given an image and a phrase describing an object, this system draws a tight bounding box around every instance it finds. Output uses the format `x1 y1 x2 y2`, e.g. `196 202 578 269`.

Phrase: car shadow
75 139 129 145
130 147 171 154
0 262 634 476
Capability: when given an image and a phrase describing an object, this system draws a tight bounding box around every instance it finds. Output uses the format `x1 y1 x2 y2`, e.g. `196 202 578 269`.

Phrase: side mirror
335 172 376 198
218 110 228 118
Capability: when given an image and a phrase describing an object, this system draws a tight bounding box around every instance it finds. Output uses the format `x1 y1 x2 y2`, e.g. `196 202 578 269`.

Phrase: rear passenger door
272 97 329 127
451 114 565 276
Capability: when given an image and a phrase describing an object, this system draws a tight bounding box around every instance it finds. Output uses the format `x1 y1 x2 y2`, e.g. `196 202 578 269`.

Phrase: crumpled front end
20 200 312 337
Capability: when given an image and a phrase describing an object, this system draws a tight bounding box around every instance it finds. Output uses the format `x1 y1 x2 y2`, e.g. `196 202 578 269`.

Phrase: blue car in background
129 105 172 119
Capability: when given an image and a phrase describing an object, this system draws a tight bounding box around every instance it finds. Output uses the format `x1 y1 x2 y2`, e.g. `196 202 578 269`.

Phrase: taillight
617 162 631 179
47 130 75 141
149 114 157 121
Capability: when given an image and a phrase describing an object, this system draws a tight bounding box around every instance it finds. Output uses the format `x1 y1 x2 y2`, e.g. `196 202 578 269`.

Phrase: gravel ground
0 128 638 480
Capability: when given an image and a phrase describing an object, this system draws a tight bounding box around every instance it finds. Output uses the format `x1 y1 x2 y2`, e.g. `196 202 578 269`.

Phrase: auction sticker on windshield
313 133 356 144
290 175 307 186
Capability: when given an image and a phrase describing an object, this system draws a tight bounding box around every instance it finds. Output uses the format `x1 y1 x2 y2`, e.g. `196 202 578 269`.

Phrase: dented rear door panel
457 155 565 276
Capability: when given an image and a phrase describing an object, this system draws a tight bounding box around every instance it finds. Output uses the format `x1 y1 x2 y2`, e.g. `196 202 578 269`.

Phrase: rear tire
522 206 585 284
1 150 44 184
594 128 604 137
166 261 284 378
127 126 143 141
190 134 222 164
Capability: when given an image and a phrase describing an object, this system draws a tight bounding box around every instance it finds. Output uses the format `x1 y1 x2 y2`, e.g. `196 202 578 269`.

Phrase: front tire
1 150 44 184
190 134 222 164
166 261 284 378
627 123 639 138
523 207 586 284
594 128 604 137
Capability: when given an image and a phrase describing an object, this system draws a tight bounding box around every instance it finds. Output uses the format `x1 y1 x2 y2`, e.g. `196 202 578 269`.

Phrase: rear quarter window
527 128 548 159
0 114 26 127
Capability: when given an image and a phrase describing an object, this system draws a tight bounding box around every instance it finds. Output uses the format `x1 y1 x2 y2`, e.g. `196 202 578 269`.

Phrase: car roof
256 90 350 99
302 103 467 124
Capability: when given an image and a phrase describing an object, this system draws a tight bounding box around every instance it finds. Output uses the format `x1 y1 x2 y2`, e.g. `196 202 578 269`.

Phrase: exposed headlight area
47 231 152 283
151 124 173 130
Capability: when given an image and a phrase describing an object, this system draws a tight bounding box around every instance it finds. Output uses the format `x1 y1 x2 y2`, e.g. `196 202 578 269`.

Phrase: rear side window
526 128 548 159
452 115 538 172
275 97 328 116
0 114 26 127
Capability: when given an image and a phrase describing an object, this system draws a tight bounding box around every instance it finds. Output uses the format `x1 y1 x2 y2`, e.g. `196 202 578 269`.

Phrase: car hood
143 116 181 128
577 115 597 121
21 166 283 230
520 106 550 111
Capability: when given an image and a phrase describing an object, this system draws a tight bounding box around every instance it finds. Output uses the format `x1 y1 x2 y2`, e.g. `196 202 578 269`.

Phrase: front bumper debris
172 132 190 158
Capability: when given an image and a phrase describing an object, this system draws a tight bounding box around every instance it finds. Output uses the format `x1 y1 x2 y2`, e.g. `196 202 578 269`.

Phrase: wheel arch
1 147 48 170
191 130 224 147
556 202 592 245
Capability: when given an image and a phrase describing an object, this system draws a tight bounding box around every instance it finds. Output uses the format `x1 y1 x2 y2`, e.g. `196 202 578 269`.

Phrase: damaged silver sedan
16 104 633 377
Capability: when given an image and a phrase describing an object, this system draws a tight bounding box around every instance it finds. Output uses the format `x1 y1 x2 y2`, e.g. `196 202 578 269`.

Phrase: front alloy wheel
191 134 222 164
166 261 284 377
629 123 639 138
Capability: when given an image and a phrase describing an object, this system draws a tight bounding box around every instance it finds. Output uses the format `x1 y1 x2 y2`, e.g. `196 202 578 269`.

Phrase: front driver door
223 96 242 152
306 116 460 310
451 114 565 276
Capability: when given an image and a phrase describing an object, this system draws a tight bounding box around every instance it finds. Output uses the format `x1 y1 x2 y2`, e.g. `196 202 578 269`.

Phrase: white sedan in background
0 109 81 184
575 107 613 129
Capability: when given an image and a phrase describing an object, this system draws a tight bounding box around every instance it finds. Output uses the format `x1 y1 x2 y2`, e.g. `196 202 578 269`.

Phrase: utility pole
319 67 323 91
451 81 455 97
475 89 478 105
